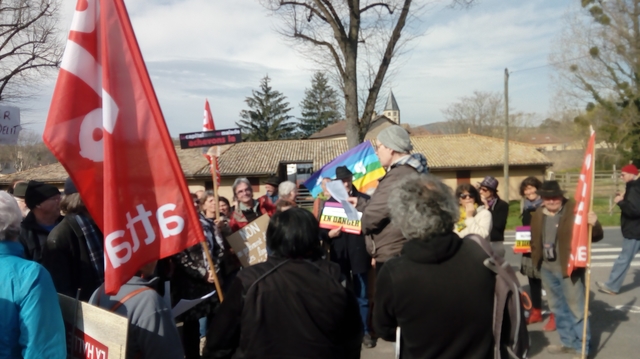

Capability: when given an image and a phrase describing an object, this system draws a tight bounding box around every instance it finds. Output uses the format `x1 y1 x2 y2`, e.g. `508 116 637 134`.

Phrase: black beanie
25 180 60 210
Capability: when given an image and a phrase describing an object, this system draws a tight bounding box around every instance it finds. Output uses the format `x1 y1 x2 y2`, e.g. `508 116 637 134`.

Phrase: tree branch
360 2 394 14
279 1 329 22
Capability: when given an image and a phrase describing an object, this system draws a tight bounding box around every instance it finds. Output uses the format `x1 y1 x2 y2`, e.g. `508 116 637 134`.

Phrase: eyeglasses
235 188 252 195
479 187 490 192
459 194 471 199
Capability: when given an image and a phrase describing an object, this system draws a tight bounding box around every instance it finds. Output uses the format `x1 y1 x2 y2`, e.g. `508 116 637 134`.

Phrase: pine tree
298 72 341 138
237 75 296 141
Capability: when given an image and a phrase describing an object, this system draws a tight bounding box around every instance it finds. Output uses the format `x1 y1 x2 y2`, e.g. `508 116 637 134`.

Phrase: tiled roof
308 120 348 139
0 134 551 183
410 134 551 168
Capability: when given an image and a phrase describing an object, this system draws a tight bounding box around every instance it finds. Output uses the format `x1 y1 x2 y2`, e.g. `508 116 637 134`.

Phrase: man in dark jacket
530 181 603 357
478 176 509 258
597 164 640 295
41 178 104 302
374 173 495 359
321 166 374 347
362 125 428 269
18 181 63 262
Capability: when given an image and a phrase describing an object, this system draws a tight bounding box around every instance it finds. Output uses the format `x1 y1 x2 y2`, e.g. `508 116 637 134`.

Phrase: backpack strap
110 287 153 312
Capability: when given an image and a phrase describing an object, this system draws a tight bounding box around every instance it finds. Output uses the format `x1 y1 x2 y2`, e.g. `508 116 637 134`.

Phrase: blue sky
19 0 576 137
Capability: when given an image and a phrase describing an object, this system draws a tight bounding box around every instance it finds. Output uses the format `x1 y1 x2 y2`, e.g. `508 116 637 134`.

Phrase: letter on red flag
568 130 596 275
43 0 203 294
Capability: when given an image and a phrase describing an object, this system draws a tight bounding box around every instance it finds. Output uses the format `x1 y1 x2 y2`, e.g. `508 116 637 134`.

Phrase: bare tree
0 129 57 173
441 90 537 138
260 0 475 148
0 0 63 102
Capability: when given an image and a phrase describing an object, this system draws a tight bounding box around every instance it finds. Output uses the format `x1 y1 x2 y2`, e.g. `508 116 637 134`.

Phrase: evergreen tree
237 75 296 141
298 72 341 138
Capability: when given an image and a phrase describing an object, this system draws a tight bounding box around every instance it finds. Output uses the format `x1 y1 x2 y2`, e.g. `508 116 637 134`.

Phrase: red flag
568 129 596 275
203 99 221 186
43 0 203 294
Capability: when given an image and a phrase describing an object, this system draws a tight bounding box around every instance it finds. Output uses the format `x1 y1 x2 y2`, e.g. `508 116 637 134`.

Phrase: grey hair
388 173 459 240
0 192 23 241
232 177 253 200
278 181 296 197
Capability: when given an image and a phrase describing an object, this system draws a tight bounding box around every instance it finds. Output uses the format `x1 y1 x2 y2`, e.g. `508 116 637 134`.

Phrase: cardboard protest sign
319 202 363 235
513 226 531 254
226 214 270 267
0 105 21 145
58 294 128 359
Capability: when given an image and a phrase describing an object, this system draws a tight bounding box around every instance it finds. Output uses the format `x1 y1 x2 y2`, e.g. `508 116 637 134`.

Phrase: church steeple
383 90 400 124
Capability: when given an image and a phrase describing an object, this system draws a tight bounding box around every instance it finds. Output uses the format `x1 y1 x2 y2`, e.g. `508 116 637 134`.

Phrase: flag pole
203 150 224 302
581 129 596 358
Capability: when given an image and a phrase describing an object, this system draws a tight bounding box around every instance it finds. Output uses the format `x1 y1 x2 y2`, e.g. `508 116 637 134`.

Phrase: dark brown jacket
362 164 418 262
530 198 604 277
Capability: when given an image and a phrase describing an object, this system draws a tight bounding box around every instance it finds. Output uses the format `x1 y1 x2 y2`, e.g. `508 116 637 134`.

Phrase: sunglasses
459 194 472 199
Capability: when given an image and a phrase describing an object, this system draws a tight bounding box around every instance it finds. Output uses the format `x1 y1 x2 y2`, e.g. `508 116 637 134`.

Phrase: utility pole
504 68 509 202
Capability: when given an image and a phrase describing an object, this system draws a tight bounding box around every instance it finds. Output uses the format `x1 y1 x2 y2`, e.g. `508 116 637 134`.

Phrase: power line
510 55 591 74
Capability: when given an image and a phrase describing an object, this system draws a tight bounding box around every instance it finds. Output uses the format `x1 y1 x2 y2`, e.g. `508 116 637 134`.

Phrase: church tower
383 90 400 124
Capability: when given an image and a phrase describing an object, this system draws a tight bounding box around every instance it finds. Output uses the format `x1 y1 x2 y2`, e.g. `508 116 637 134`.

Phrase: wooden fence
550 169 623 214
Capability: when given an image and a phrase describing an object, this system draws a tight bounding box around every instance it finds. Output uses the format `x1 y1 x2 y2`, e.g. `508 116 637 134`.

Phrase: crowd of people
1 125 638 359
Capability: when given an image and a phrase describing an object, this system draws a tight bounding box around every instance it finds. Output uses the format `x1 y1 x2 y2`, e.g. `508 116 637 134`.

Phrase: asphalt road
361 227 640 359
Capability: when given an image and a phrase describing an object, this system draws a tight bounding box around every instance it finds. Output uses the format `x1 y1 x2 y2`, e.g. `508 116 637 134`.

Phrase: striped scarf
75 214 104 282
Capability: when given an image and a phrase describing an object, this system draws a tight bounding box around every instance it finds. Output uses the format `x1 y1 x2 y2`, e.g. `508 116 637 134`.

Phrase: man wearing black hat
11 181 29 218
264 176 281 204
530 181 603 357
18 180 63 262
320 166 374 348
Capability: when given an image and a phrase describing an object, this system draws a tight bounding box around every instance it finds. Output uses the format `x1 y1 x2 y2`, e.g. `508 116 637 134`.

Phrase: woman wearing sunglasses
453 184 492 241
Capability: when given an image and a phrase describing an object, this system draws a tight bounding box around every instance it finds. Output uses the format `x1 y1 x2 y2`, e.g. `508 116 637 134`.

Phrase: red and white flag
43 0 203 294
203 99 221 187
568 128 596 275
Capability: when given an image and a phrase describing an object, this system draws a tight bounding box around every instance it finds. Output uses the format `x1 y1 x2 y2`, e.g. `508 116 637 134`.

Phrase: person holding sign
529 181 603 356
228 178 276 232
204 208 362 359
0 192 66 359
320 166 374 348
453 184 492 240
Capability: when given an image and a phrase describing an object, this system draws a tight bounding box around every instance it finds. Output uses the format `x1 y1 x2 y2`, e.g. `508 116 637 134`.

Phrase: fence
551 169 623 214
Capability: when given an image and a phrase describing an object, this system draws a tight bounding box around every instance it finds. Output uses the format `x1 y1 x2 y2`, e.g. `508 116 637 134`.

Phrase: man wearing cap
11 181 29 218
264 176 281 204
477 176 509 258
18 180 63 262
530 181 603 357
362 125 428 269
597 164 640 295
320 166 374 348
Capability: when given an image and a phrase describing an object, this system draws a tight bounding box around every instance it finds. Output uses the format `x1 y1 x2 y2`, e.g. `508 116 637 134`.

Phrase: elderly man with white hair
278 181 298 204
0 192 66 358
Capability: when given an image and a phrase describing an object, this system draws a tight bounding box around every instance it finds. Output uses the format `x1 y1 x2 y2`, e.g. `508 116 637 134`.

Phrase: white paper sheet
326 180 359 220
172 290 217 318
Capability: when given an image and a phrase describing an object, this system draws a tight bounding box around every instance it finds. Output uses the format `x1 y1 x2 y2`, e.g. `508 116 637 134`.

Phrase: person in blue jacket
0 191 66 359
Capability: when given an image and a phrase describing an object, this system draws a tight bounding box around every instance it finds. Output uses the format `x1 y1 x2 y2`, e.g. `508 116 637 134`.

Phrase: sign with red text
226 214 269 267
43 0 204 294
59 294 128 359
513 226 531 254
568 129 596 275
0 105 21 145
319 202 363 235
179 128 242 149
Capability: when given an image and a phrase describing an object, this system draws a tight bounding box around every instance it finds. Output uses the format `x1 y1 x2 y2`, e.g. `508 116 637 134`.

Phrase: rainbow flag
304 141 385 198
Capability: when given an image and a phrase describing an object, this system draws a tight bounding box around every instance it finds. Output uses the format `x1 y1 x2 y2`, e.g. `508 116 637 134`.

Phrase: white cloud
19 0 573 136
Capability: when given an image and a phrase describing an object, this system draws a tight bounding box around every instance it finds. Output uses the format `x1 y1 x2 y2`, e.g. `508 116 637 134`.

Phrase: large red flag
203 99 221 187
43 0 203 294
568 129 596 275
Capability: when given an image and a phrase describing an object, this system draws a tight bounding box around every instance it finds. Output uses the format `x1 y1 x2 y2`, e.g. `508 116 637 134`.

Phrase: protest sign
226 214 270 267
513 226 531 254
179 128 242 149
320 202 363 235
58 294 128 359
0 105 21 145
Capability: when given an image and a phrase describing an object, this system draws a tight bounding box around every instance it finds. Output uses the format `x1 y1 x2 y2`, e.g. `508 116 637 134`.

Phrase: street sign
179 128 241 149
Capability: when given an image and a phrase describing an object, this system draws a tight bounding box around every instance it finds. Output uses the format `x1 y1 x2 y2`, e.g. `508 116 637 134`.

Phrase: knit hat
64 177 78 195
621 164 638 176
12 182 28 199
25 180 60 209
377 126 413 153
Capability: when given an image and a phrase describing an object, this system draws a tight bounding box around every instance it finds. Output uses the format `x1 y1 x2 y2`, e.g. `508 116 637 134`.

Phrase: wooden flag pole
581 131 596 359
203 149 224 302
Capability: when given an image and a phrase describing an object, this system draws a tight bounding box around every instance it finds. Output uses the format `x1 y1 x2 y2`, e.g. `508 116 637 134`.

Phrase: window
279 162 313 186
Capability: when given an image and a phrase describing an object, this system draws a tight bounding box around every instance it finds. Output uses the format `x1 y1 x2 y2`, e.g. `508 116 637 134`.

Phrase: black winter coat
618 178 640 240
41 213 104 302
320 187 371 275
18 212 64 263
374 232 494 359
488 197 509 242
205 257 362 359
